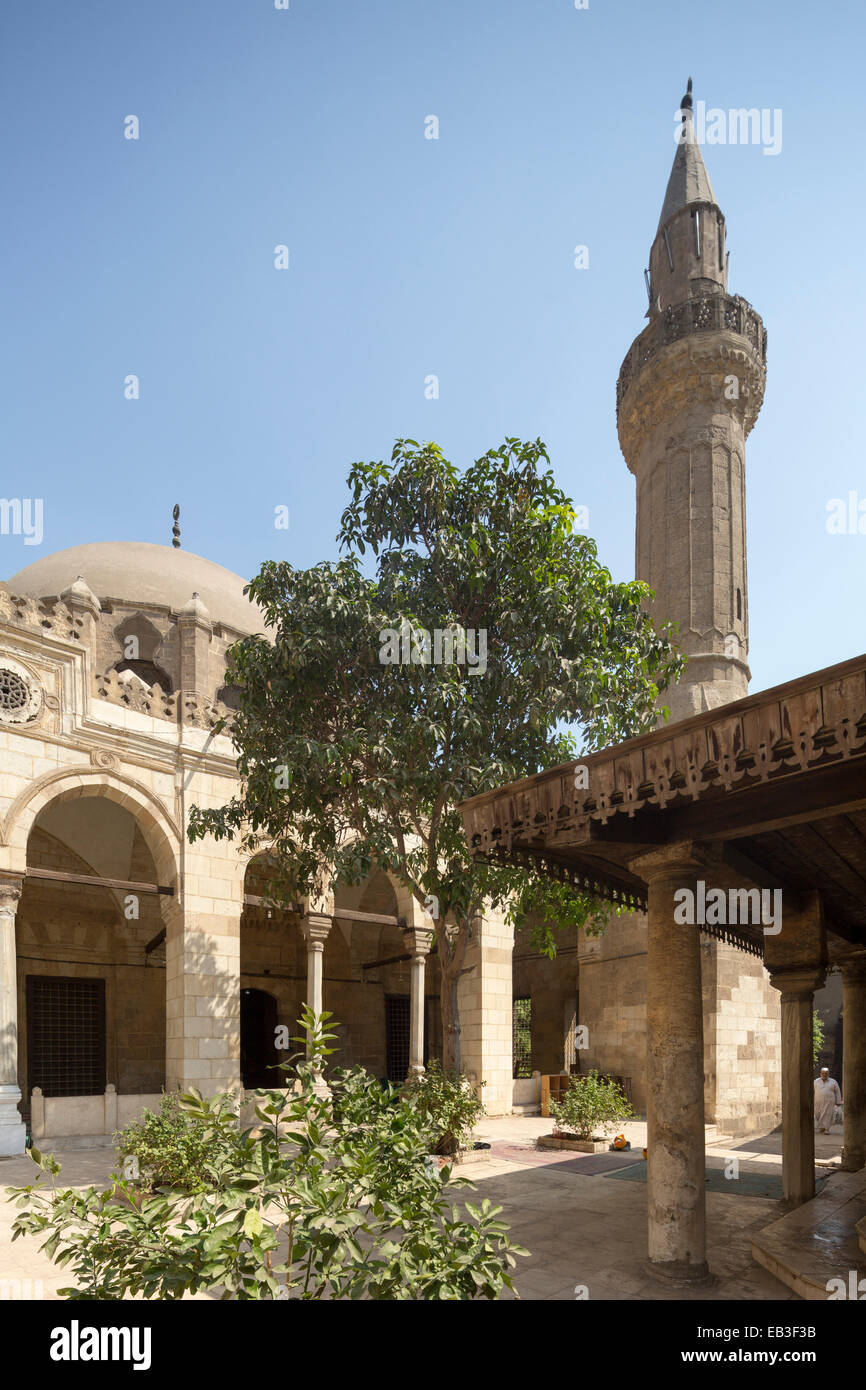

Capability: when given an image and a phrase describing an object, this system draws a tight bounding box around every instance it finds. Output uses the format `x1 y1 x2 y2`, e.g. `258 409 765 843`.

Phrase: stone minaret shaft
617 81 767 722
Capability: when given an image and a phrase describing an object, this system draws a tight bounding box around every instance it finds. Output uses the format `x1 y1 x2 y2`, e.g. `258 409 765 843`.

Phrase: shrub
114 1091 243 1194
812 1012 826 1067
9 1012 526 1300
404 1061 486 1156
548 1070 634 1141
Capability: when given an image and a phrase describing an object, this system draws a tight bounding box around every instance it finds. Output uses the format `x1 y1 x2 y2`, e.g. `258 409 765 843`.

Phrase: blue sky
2 0 864 695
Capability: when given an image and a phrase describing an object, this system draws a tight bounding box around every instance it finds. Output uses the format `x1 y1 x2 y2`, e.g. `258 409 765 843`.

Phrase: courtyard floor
0 1116 847 1301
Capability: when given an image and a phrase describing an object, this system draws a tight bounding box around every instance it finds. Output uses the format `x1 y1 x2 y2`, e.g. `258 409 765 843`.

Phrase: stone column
0 879 26 1156
631 847 711 1285
840 958 866 1172
300 913 332 1051
402 927 433 1076
769 968 825 1204
765 891 827 1206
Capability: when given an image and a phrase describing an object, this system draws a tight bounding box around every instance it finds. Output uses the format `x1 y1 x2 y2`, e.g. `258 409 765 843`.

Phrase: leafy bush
404 1061 486 1156
9 1012 526 1300
548 1070 634 1141
113 1091 243 1194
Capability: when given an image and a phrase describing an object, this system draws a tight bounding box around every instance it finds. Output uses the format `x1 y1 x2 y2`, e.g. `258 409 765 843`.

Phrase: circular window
0 669 29 711
0 660 42 724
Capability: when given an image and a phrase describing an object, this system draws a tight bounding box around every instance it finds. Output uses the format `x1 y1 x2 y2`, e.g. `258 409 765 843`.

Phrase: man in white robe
814 1068 841 1133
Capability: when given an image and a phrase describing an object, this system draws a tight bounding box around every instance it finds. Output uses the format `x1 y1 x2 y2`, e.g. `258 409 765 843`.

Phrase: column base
644 1259 716 1289
0 1084 27 1157
840 1147 866 1173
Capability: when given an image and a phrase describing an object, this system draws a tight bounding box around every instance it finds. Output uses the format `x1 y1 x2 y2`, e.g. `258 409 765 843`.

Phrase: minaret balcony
616 292 766 416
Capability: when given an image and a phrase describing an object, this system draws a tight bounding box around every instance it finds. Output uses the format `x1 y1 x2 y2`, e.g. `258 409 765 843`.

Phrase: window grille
385 994 410 1083
513 996 532 1078
26 976 106 1097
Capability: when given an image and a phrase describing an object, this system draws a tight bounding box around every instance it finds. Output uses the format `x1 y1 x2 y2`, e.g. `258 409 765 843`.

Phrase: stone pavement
0 1115 847 1301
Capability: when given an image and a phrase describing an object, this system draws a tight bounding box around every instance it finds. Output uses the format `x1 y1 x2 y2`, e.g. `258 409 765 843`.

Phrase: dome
5 542 266 635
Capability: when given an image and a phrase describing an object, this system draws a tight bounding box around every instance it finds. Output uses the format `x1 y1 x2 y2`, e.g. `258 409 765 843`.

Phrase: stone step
31 1133 115 1152
751 1165 866 1300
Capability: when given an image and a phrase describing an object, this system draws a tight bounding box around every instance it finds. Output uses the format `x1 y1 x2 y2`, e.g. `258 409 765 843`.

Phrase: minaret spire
647 78 725 314
617 83 767 723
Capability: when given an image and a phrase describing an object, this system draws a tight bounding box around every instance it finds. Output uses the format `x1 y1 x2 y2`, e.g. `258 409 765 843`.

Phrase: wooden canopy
459 652 866 959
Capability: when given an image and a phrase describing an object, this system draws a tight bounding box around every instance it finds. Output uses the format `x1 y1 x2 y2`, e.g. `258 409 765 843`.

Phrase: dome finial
172 503 181 549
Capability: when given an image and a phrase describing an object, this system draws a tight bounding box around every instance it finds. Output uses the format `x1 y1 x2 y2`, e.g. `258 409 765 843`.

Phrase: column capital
402 926 434 958
300 913 333 947
628 840 722 884
0 877 23 911
768 965 826 999
839 954 866 984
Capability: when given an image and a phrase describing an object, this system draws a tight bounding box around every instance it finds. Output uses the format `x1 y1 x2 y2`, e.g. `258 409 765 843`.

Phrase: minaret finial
172 504 181 549
681 76 693 111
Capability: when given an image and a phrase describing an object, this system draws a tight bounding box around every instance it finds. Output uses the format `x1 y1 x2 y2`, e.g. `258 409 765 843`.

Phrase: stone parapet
617 291 766 414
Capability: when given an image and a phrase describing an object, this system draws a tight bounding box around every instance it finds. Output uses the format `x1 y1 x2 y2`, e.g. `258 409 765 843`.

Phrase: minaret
617 80 767 721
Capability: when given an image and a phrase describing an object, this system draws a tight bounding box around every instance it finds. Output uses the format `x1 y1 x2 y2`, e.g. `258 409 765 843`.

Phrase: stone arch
3 766 180 889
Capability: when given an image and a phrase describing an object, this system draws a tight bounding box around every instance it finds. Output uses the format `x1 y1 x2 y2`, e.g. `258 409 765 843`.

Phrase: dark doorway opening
241 988 279 1088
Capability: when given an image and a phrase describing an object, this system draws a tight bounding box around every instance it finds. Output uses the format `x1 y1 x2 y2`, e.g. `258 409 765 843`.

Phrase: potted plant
405 1061 489 1164
541 1070 635 1153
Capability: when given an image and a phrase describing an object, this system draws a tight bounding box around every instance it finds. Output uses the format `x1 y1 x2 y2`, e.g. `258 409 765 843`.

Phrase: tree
189 438 684 1071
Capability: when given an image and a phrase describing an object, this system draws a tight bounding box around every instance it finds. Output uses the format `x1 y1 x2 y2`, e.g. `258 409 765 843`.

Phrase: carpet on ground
487 1143 642 1175
603 1163 830 1199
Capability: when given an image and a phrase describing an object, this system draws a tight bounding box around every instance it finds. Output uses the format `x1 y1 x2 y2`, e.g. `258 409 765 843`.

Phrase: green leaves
9 1012 526 1301
188 437 684 1067
242 1207 264 1239
548 1071 635 1141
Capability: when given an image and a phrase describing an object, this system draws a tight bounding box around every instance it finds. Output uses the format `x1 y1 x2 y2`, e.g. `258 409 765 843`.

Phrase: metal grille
385 994 410 1084
27 977 106 1097
512 996 532 1078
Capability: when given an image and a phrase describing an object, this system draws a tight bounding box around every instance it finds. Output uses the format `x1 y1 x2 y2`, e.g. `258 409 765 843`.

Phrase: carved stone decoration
182 693 226 731
0 657 43 725
94 667 176 720
0 588 80 642
616 291 767 453
90 748 120 772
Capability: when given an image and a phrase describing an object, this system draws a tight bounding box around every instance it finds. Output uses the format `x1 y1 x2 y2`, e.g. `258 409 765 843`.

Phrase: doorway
240 988 279 1088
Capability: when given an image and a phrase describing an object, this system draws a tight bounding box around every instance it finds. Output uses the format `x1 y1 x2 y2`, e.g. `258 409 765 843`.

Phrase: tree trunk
436 917 470 1075
440 963 462 1074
